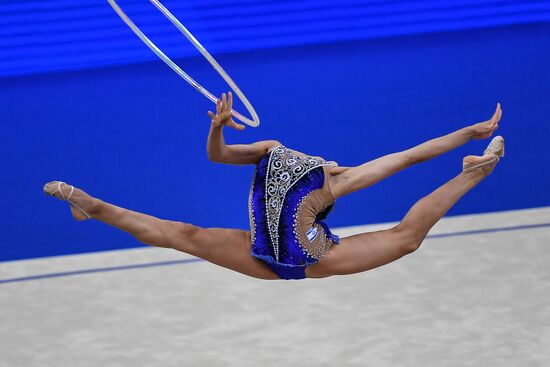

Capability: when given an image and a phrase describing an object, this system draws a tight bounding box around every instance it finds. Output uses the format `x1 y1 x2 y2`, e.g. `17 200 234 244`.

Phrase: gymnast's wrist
459 126 474 140
211 121 223 129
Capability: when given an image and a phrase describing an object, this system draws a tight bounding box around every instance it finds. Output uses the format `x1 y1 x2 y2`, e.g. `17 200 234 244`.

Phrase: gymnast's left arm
207 92 280 165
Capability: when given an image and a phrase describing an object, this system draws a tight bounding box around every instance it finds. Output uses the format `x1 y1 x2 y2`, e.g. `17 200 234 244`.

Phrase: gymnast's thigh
305 227 411 278
173 226 279 280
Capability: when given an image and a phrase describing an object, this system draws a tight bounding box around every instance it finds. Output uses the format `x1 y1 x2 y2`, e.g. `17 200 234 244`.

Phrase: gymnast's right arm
207 92 280 165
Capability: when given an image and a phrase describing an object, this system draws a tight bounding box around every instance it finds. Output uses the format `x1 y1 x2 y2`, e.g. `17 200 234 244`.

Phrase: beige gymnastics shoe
43 181 92 221
463 136 505 174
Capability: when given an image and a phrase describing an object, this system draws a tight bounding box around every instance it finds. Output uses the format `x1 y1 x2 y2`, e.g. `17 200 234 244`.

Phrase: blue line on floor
1 222 549 285
426 222 550 239
0 258 203 285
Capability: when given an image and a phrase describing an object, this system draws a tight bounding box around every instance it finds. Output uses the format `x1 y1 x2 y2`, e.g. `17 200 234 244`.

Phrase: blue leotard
249 146 340 280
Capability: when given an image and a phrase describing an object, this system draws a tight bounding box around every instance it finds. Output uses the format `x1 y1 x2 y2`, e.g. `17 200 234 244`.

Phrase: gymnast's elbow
207 150 223 163
207 154 221 163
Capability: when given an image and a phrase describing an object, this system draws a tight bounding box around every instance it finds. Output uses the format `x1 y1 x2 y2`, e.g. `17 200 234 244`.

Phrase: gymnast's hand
468 103 502 140
208 92 245 131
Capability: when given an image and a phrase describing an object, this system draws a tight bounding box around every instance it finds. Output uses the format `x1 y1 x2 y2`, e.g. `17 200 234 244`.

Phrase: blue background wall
3 0 550 77
1 1 549 261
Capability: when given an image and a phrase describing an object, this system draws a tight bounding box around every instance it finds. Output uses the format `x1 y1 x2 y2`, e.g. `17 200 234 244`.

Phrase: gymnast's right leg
43 182 278 280
306 136 504 278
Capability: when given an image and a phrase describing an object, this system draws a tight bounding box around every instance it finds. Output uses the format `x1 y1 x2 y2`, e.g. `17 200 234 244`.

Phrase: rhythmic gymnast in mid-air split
45 0 505 280
44 92 505 280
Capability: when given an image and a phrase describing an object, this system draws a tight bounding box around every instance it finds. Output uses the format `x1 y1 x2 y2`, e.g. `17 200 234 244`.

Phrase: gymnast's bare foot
43 181 96 221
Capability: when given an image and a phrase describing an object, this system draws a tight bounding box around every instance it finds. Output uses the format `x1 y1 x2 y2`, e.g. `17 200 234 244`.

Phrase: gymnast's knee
391 225 426 255
164 220 202 252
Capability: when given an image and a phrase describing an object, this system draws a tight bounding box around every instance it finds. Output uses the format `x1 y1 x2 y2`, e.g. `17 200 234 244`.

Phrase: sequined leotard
249 146 340 280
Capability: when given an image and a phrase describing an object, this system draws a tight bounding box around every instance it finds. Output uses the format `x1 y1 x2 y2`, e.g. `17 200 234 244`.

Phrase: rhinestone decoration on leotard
265 146 334 261
248 170 257 245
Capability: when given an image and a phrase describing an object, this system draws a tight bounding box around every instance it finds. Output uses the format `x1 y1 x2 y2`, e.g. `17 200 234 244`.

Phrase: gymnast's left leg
307 170 485 278
43 182 278 280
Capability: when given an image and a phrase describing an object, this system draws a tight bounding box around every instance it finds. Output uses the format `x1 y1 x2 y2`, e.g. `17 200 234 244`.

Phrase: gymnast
44 92 504 280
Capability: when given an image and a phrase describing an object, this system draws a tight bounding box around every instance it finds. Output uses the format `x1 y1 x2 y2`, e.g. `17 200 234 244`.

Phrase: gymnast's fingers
228 91 233 111
208 111 216 120
492 103 501 124
216 99 221 115
222 93 227 112
231 121 246 131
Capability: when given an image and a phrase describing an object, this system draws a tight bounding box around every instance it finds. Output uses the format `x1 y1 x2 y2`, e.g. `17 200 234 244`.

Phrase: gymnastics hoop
107 0 261 127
